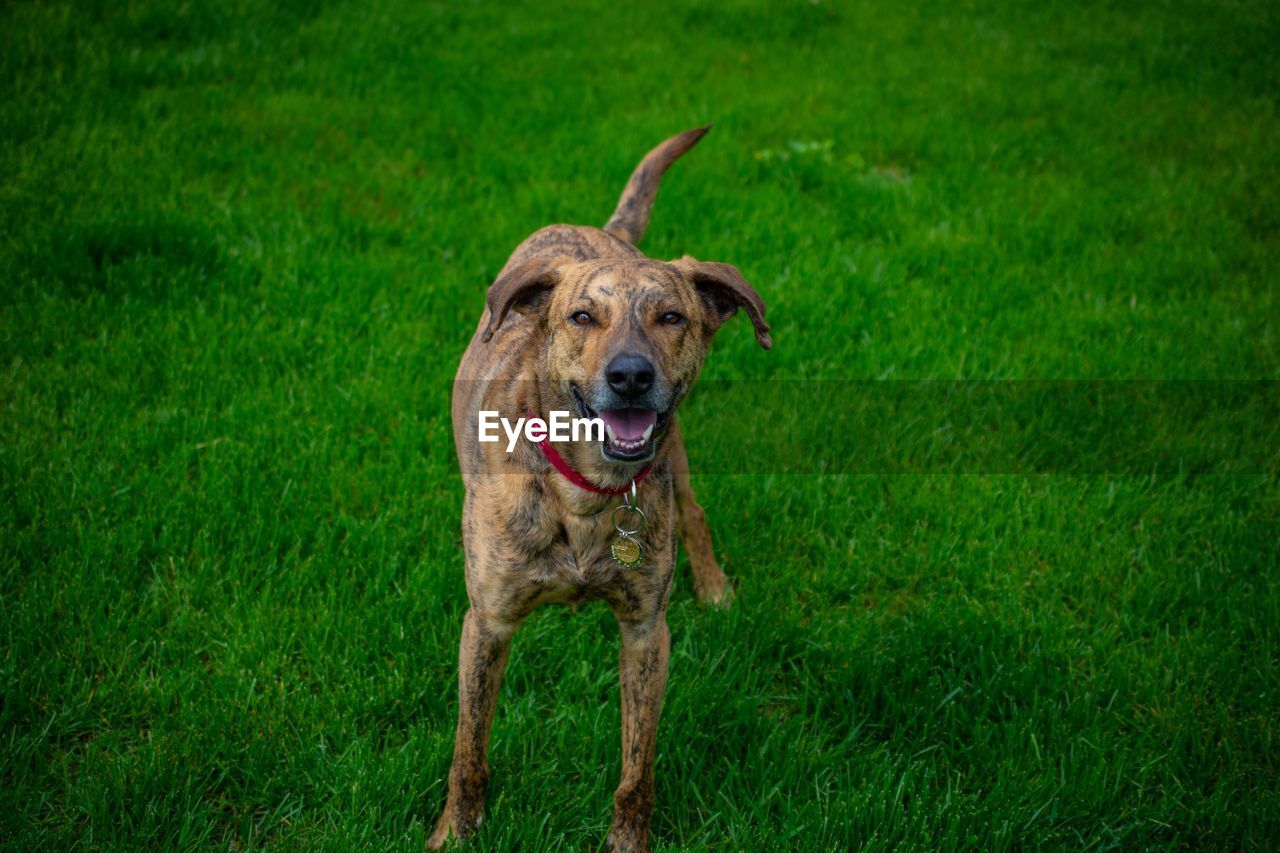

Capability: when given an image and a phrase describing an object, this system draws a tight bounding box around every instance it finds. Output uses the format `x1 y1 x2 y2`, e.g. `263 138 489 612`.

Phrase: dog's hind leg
669 422 733 607
428 608 517 848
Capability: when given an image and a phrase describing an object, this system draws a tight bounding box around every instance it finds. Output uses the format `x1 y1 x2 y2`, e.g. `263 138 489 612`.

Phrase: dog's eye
659 311 684 326
570 311 593 326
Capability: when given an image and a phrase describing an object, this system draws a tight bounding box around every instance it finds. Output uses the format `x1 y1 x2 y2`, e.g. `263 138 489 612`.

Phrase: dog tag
610 534 644 568
610 500 646 570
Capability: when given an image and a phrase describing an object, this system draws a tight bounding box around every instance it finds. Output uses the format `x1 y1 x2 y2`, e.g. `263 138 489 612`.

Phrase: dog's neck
541 442 666 516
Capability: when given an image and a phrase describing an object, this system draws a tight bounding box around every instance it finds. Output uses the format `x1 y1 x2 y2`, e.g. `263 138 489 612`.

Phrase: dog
430 127 770 852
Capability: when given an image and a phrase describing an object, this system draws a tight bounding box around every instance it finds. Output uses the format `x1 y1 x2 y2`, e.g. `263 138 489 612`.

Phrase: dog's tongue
599 408 658 441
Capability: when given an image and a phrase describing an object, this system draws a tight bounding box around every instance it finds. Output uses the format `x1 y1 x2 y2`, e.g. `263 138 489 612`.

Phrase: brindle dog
430 127 771 852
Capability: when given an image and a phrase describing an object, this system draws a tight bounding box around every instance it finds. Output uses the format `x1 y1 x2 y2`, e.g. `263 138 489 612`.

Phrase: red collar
530 417 653 495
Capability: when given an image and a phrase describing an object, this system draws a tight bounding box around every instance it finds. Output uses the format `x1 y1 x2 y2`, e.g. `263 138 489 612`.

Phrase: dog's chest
503 499 658 609
529 510 627 587
464 471 672 619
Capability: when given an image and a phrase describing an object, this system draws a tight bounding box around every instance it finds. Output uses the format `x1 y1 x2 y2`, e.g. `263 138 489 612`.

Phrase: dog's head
482 256 770 463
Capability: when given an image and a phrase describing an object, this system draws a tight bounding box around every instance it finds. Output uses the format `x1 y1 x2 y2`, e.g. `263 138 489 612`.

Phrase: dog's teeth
606 425 618 442
641 424 654 442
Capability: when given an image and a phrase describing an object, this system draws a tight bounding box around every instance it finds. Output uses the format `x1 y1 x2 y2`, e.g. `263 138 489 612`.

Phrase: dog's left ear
672 257 772 349
482 257 563 342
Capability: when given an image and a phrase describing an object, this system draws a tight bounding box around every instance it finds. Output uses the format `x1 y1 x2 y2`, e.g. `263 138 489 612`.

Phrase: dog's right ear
672 257 772 349
481 257 563 342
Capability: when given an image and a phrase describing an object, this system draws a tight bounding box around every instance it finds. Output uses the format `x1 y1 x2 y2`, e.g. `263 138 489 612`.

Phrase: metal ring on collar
611 504 646 536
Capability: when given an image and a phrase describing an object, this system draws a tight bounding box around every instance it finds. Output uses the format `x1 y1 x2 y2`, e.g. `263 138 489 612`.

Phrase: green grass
3 0 1279 848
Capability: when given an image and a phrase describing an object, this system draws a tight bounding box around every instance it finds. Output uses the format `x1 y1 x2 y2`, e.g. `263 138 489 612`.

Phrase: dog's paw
695 571 734 609
425 816 456 850
426 805 481 850
605 824 650 853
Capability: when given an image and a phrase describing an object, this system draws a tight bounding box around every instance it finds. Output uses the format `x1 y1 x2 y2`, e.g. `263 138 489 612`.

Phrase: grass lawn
3 0 1279 848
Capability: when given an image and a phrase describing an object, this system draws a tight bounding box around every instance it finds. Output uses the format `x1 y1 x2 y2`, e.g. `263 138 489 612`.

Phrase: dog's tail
604 126 711 246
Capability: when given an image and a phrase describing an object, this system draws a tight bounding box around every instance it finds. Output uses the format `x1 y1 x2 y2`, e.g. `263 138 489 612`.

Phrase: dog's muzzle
571 383 680 462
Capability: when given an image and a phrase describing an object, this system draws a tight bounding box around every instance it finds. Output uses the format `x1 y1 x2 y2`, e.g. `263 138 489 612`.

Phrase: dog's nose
605 354 655 398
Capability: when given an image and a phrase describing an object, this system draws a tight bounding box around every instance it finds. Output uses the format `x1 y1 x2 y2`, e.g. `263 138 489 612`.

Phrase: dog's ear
672 257 772 349
481 257 563 342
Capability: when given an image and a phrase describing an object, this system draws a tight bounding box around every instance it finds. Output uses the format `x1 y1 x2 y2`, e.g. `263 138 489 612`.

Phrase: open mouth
571 384 672 462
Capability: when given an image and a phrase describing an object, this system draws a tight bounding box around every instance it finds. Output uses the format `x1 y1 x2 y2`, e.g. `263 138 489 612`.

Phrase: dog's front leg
607 615 671 852
428 608 516 849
